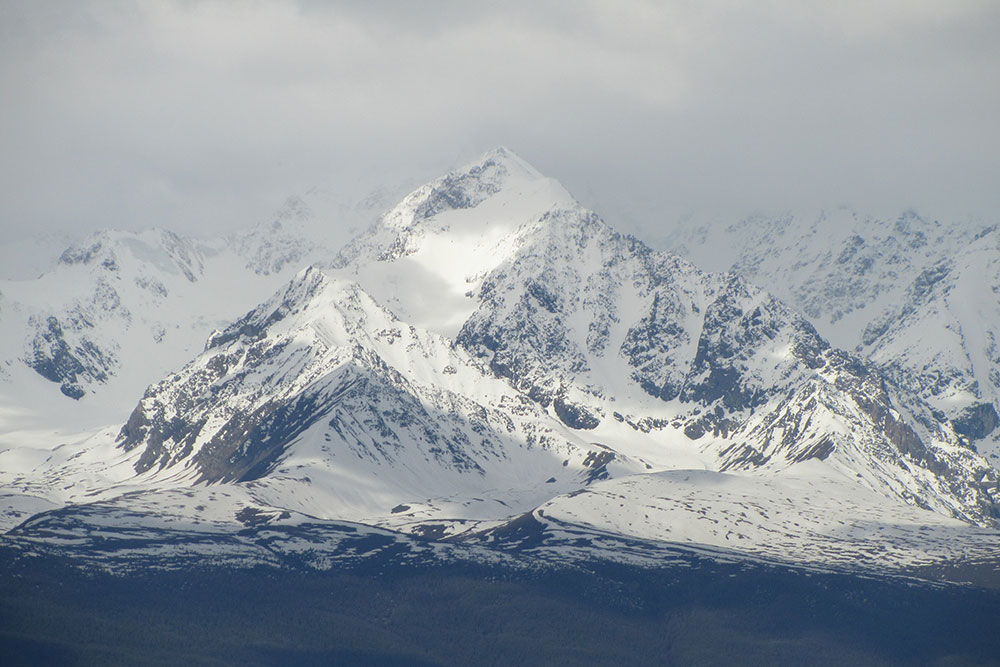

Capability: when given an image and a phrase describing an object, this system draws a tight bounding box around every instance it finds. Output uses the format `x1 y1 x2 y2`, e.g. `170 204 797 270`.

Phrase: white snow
1 149 998 576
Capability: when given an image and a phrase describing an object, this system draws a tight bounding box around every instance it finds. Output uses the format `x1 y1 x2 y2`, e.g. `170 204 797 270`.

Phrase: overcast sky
2 0 998 244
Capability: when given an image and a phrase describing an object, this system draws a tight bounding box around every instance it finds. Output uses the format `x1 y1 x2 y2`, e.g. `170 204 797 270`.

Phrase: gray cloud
1 0 998 243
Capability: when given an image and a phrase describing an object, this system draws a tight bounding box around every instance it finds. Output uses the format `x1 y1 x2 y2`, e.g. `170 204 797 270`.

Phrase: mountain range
1 147 998 585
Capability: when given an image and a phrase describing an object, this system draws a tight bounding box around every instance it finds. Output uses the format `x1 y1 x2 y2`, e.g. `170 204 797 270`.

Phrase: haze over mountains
1 148 997 581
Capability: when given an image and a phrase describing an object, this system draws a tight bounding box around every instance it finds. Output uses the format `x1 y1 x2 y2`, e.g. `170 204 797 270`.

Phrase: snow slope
473 464 1000 573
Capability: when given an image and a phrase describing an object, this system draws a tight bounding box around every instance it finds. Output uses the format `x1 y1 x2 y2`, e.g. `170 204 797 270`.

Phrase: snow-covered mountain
660 208 961 346
0 228 290 439
0 188 387 440
662 209 1000 466
2 149 998 581
115 266 633 526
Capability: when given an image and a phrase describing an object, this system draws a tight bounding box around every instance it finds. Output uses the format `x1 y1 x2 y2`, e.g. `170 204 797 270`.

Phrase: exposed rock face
26 315 113 399
953 403 1000 443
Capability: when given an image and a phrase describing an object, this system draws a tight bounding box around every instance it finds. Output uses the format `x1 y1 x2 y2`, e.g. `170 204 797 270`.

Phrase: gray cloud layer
2 0 998 242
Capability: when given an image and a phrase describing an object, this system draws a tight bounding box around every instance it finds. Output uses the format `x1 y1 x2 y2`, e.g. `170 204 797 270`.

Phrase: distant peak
464 146 543 180
369 147 558 233
56 227 190 268
487 145 513 157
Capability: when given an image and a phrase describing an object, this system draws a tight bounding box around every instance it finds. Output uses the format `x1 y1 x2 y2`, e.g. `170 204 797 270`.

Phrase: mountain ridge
1 148 998 579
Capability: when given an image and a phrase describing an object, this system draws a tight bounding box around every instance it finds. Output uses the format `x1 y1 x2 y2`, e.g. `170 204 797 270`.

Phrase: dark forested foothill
2 550 999 666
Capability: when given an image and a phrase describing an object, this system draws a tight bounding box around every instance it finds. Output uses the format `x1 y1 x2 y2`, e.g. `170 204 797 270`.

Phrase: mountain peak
465 146 543 180
55 227 204 283
326 149 581 336
376 147 558 232
332 147 577 271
